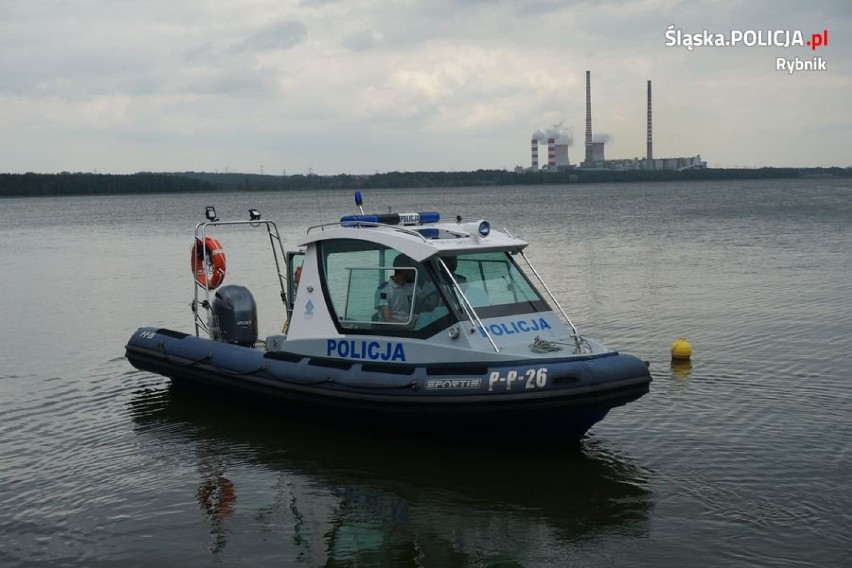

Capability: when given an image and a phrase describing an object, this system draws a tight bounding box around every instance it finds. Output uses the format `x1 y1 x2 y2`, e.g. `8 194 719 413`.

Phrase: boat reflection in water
130 385 653 565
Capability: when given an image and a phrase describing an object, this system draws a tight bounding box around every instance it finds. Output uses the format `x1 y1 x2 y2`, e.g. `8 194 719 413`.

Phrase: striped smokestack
647 80 653 168
547 138 556 169
531 138 539 170
584 70 592 165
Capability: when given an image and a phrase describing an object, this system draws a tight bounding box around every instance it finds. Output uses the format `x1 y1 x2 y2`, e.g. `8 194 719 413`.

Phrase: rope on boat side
328 379 419 390
207 363 270 376
529 335 592 354
253 366 331 385
155 344 418 389
529 336 563 353
156 342 268 376
157 342 213 367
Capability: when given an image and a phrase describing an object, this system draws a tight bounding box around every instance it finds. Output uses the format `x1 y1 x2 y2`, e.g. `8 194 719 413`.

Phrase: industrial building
524 71 706 173
529 132 572 170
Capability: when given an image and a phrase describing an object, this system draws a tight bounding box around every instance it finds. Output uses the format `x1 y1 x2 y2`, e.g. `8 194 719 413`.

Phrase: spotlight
462 219 490 241
205 206 218 222
248 209 261 221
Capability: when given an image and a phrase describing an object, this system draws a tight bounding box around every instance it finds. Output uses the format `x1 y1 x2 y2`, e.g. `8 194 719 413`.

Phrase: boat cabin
187 200 593 364
273 210 587 363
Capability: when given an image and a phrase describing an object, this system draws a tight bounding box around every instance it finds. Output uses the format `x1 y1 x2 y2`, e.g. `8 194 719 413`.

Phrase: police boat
125 194 651 442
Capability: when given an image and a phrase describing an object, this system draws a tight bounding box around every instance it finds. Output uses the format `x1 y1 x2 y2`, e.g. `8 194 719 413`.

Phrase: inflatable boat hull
126 327 651 441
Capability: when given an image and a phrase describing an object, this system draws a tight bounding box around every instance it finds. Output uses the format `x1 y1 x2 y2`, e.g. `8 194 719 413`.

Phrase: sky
1 0 850 175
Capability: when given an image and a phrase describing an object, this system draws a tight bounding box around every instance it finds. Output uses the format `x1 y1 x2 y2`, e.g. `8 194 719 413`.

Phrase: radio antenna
316 196 325 230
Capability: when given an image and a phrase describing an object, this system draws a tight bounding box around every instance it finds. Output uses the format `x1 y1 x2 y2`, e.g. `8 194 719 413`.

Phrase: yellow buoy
671 337 692 361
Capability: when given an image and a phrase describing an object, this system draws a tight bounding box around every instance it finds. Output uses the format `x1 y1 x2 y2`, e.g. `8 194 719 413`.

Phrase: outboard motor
210 285 258 346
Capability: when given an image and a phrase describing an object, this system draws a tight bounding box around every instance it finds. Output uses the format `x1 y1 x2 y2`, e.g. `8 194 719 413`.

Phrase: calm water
1 179 850 567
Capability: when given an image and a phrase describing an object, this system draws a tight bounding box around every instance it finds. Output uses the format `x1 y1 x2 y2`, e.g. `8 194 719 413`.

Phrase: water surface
1 178 850 566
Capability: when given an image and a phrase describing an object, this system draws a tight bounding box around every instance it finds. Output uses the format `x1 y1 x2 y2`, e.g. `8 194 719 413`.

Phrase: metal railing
192 219 289 338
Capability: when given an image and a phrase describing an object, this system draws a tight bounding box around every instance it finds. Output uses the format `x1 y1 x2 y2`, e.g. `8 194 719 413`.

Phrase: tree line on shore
0 172 215 197
1 167 848 197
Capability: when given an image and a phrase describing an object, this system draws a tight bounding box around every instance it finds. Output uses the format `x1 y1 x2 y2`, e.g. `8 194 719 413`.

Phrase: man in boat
377 254 417 323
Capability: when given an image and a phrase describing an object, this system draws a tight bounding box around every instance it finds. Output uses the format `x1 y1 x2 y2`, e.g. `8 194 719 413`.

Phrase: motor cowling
210 285 258 347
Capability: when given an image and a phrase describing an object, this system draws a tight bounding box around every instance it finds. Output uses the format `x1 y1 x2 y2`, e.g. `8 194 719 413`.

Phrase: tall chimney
531 138 539 170
547 138 557 169
647 80 653 169
584 70 593 166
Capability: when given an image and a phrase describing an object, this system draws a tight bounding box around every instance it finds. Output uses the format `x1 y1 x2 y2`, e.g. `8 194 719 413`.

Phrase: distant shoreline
1 167 849 197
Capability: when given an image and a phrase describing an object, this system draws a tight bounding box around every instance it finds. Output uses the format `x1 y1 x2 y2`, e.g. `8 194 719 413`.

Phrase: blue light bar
340 211 440 226
399 212 440 225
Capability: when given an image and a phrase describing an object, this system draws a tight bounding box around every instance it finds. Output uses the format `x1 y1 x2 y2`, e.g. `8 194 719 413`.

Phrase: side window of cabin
285 251 305 312
320 239 451 334
322 240 390 328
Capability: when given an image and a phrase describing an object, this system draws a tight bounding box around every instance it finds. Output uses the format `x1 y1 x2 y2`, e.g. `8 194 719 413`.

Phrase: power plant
530 128 572 170
524 70 705 173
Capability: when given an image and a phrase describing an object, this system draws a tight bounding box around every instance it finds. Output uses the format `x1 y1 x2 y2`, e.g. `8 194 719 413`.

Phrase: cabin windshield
436 250 550 319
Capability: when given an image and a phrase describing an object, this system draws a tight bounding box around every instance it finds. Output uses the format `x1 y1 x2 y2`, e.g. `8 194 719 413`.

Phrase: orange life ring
191 237 226 290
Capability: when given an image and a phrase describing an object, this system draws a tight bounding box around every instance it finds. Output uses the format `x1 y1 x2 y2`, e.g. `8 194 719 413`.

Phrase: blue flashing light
340 214 381 226
339 211 440 227
354 191 363 207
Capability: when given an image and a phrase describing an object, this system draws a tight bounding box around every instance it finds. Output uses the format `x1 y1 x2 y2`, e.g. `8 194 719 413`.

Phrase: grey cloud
180 65 280 96
0 44 162 97
232 20 307 53
341 30 383 51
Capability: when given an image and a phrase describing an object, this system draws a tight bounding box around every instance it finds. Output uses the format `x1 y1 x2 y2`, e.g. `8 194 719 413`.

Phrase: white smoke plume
532 122 573 146
592 133 611 144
